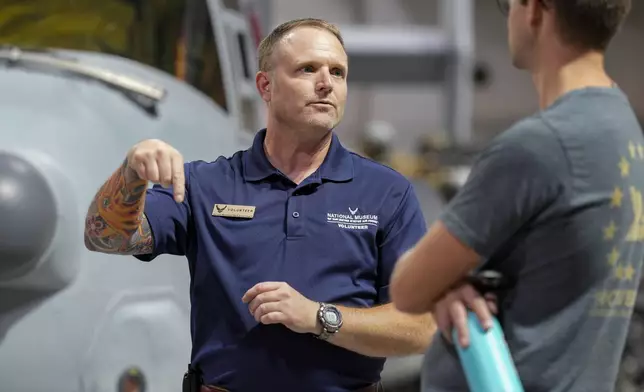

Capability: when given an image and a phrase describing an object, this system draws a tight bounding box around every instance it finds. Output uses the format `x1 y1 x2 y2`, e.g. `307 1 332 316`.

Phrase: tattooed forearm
84 159 153 255
96 159 147 237
84 214 153 255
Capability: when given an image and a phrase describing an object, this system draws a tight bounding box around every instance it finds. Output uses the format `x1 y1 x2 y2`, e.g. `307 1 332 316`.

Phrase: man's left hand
242 282 320 334
433 283 498 348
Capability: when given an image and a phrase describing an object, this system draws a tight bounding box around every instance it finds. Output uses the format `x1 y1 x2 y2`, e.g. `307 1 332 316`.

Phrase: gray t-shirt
422 87 644 392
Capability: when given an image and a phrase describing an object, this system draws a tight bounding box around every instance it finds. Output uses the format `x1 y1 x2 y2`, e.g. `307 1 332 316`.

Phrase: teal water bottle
453 271 524 392
452 312 524 392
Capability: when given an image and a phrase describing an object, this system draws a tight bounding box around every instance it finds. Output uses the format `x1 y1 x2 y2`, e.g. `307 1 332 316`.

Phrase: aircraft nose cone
0 152 57 278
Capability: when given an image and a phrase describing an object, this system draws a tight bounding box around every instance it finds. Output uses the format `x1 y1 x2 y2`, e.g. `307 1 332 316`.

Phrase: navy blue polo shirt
135 129 427 391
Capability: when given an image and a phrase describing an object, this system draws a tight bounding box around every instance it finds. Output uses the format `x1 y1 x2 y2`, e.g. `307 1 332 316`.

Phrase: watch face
323 307 342 327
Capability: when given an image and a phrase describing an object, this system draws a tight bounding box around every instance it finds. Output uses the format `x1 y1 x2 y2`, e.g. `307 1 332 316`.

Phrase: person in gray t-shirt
389 0 639 391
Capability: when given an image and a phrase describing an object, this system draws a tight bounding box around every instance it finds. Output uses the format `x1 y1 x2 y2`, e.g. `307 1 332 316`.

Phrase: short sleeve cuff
439 209 493 260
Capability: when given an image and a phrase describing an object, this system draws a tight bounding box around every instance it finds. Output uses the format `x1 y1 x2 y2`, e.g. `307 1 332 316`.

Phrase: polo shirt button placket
286 189 304 238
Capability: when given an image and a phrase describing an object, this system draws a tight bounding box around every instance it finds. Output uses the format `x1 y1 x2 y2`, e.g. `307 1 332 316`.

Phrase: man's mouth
309 101 335 108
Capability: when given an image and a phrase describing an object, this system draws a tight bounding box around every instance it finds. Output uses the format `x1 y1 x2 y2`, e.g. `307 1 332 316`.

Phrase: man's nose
315 69 333 93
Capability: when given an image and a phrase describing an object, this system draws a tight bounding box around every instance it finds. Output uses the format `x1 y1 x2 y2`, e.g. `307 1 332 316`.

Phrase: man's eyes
301 66 345 77
331 69 344 77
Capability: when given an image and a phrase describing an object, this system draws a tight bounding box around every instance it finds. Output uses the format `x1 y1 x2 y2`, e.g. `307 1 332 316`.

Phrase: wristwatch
316 302 343 340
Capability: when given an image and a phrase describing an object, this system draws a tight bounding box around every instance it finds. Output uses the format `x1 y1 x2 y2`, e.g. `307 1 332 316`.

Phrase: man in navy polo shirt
84 18 435 391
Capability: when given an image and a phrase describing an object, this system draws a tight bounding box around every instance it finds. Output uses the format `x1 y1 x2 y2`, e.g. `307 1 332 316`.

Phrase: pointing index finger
171 154 185 203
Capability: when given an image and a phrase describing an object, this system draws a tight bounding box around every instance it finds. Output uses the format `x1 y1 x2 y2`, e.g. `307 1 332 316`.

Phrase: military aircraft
0 0 439 391
0 0 266 391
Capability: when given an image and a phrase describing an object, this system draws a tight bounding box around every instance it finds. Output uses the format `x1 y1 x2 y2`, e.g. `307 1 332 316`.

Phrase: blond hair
257 18 345 72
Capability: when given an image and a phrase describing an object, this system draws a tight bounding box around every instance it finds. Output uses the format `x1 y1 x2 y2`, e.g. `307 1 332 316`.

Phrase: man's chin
305 116 339 131
511 58 528 70
509 50 531 71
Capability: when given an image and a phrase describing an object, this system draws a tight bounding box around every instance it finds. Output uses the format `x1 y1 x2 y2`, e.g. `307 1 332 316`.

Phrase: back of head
549 0 631 51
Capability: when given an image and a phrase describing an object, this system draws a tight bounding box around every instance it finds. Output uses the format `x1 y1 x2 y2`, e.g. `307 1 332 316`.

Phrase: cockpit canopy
0 0 228 111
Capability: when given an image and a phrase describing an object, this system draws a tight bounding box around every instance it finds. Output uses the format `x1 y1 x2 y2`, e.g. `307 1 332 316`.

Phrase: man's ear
256 71 271 102
527 0 545 28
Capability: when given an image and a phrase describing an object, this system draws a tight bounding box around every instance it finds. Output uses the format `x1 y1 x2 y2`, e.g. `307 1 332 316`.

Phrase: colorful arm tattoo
84 160 153 255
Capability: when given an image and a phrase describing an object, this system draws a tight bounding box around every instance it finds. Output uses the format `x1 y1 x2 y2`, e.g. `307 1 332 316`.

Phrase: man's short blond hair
257 18 345 72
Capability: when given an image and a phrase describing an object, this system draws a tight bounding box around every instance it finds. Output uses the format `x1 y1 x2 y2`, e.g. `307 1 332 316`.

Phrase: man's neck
263 124 333 185
532 50 614 110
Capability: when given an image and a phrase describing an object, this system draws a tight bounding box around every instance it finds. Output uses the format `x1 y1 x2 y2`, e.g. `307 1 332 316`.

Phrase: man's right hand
126 139 185 203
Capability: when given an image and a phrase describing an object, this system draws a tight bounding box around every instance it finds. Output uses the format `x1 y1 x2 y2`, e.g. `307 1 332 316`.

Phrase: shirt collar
242 128 354 183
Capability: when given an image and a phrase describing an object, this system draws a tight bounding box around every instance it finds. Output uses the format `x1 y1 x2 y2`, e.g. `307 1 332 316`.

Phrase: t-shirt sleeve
134 163 193 262
377 183 428 304
439 129 564 260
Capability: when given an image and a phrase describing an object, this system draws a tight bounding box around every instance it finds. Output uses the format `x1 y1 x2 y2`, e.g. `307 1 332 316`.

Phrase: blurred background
0 0 642 391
